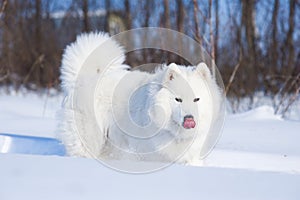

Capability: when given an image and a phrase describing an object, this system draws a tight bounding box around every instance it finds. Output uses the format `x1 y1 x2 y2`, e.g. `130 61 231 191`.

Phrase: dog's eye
193 98 200 102
175 97 182 103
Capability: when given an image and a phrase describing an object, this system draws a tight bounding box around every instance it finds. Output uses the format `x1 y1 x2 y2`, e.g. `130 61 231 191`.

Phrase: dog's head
150 63 218 132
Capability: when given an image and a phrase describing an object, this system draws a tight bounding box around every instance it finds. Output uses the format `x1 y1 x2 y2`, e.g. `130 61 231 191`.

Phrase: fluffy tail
60 32 126 93
59 32 126 157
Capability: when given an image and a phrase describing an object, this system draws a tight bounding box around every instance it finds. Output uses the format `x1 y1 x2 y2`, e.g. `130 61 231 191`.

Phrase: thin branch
208 0 215 77
0 65 9 82
192 0 201 44
225 50 242 94
282 85 300 116
22 54 45 85
0 73 9 82
0 0 7 18
275 73 300 114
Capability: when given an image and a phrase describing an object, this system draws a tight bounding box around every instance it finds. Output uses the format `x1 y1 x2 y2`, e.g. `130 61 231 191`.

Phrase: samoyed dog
59 32 222 165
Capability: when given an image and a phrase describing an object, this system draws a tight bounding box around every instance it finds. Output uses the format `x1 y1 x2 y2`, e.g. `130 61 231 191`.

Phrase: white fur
60 32 125 93
59 32 222 164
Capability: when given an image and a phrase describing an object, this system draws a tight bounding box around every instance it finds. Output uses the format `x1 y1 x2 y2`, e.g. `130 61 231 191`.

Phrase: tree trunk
82 0 90 32
241 0 257 94
35 0 42 54
214 0 219 65
193 0 201 44
164 0 170 28
125 0 131 29
271 0 279 73
144 1 151 27
176 0 185 64
34 0 42 87
242 0 256 66
104 0 110 32
208 0 215 77
286 0 296 75
209 0 214 60
176 0 184 33
1 0 10 85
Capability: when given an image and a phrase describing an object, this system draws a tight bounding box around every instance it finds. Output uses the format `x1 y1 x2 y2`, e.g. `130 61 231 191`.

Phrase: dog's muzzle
182 115 196 129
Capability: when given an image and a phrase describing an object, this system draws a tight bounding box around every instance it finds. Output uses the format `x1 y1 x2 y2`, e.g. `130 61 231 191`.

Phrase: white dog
59 32 221 164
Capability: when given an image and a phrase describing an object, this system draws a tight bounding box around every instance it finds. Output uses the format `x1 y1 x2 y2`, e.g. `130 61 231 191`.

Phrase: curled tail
60 32 126 93
59 32 127 157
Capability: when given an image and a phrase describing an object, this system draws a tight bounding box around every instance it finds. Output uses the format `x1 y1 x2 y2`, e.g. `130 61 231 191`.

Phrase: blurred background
0 0 299 117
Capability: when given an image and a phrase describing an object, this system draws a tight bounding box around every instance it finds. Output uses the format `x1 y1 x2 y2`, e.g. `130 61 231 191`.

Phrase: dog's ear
165 63 180 81
196 62 212 80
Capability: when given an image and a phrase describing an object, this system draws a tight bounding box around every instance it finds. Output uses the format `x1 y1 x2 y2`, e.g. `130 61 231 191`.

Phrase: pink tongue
183 118 196 129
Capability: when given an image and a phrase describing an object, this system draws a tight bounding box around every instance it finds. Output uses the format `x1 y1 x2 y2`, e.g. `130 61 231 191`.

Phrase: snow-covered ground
0 91 62 138
0 91 300 200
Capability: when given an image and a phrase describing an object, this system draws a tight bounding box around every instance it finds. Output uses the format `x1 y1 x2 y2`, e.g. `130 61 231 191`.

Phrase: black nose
184 115 194 120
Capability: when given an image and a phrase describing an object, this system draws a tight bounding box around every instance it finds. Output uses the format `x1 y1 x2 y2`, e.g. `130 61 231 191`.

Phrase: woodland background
0 0 299 114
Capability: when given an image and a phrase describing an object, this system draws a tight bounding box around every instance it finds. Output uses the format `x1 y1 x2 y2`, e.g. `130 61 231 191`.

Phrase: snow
0 91 63 137
0 91 300 199
0 133 65 155
1 154 300 200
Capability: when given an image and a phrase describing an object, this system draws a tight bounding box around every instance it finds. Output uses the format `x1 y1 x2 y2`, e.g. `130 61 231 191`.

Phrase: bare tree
214 0 219 65
176 0 184 33
163 0 171 29
208 0 216 77
193 0 201 45
241 0 258 95
0 0 298 117
143 1 152 28
0 0 9 84
82 0 90 32
208 0 214 61
124 0 132 29
33 0 43 88
271 0 279 70
0 0 7 18
286 0 296 75
176 0 185 64
242 0 257 65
